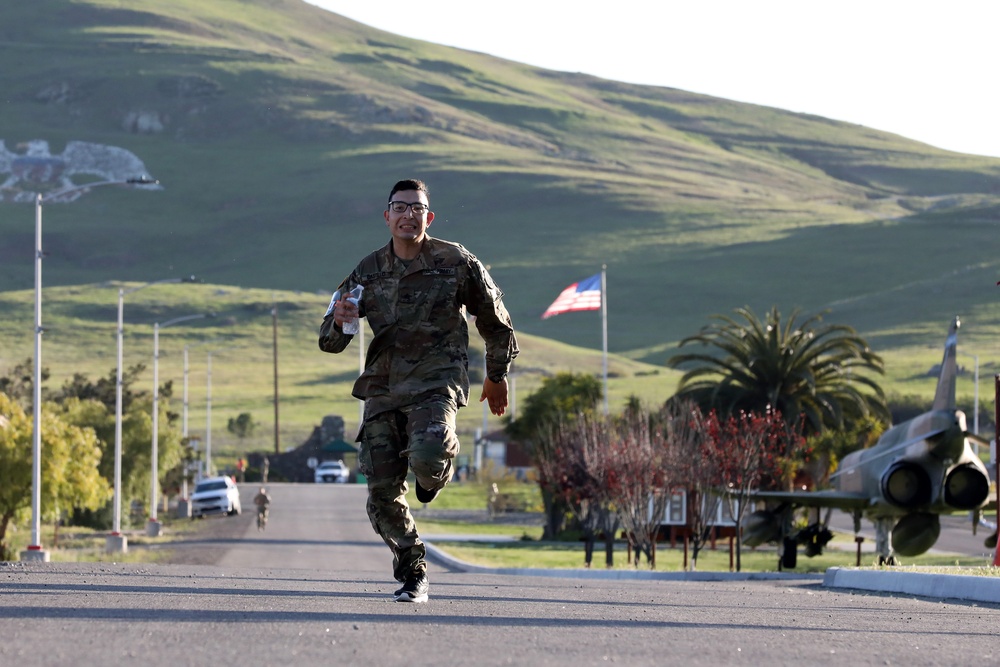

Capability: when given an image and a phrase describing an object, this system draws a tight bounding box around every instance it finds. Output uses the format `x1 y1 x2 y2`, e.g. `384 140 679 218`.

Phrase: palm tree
667 306 888 434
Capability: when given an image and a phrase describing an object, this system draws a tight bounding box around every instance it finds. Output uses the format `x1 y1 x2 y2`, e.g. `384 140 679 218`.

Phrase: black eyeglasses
388 200 430 214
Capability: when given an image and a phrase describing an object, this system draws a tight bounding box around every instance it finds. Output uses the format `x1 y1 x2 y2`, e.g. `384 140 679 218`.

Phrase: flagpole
601 264 608 415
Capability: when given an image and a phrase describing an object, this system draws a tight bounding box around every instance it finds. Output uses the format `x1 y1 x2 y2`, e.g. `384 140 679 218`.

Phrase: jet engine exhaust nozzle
944 464 990 510
881 462 933 508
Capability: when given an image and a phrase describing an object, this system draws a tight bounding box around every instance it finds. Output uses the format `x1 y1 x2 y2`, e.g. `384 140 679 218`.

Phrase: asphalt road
1 484 997 667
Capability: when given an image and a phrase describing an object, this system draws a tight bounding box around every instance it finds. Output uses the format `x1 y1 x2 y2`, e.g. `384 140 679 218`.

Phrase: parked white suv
191 476 242 518
314 460 349 484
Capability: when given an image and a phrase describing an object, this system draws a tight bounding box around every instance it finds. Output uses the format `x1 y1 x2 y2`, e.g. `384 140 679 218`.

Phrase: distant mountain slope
2 0 999 364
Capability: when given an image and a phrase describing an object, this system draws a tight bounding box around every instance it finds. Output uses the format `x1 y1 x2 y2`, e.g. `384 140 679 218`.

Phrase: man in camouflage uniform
319 178 518 603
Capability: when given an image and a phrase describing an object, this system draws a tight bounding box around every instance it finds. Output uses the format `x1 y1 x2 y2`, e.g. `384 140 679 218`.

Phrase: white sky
305 0 1000 158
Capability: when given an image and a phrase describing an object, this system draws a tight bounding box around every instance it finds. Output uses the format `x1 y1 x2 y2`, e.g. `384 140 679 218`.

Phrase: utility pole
272 295 280 455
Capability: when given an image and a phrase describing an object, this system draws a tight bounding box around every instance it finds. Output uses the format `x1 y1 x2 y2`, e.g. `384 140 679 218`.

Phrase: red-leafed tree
544 415 620 568
710 407 809 571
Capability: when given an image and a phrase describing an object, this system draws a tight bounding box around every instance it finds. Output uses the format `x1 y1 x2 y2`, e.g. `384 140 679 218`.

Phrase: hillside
0 283 676 453
2 0 1000 390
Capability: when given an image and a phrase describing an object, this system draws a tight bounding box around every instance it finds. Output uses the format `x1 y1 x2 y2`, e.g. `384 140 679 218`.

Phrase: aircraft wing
746 489 871 511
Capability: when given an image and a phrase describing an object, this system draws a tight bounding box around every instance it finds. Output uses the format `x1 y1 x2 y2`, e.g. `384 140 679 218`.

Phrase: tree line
0 359 192 559
506 307 892 571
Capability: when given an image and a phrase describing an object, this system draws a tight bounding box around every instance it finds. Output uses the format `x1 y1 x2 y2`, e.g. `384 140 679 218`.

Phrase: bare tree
668 407 723 570
545 416 620 568
605 409 676 568
507 373 603 539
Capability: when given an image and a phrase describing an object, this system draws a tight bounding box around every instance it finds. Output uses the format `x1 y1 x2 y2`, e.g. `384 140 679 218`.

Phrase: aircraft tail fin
931 316 960 411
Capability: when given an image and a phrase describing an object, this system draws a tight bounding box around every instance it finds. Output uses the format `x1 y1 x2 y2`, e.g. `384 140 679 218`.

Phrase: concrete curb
823 567 1000 604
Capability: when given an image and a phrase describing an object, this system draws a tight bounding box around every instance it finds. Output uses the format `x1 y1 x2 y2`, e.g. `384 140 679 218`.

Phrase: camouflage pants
357 397 460 582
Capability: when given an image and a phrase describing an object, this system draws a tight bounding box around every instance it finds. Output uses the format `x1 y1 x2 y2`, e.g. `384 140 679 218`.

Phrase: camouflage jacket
318 236 519 414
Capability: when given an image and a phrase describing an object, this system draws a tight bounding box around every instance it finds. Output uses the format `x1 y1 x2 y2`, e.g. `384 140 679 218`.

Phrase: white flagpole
601 265 608 415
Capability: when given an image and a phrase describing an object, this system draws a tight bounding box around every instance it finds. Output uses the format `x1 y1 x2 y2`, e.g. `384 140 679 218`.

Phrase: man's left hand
479 377 509 416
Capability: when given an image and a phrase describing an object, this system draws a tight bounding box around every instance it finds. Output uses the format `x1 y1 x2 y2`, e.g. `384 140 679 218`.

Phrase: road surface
1 484 996 666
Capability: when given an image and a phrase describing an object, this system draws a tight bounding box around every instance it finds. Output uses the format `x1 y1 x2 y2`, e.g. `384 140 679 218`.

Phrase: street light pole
181 337 225 485
109 276 194 554
272 297 280 455
27 193 45 562
183 344 190 440
148 314 206 537
206 350 214 477
201 344 243 478
959 351 980 454
23 177 157 563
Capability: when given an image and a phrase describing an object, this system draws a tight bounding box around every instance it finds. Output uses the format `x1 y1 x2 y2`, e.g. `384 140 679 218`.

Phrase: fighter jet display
741 317 994 566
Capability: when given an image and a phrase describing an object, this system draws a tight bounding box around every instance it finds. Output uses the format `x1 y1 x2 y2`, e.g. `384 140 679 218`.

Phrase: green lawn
426 537 993 574
8 478 997 575
4 518 198 564
412 480 995 574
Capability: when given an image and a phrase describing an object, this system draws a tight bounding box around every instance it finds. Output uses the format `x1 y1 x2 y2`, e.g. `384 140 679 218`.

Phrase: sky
305 0 999 159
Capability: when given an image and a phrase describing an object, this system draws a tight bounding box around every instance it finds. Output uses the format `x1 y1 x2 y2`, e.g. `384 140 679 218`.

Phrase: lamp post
147 313 207 537
183 344 190 440
179 339 211 514
959 351 980 454
22 176 157 563
182 337 224 487
206 349 215 477
959 352 979 436
108 276 195 554
203 345 243 479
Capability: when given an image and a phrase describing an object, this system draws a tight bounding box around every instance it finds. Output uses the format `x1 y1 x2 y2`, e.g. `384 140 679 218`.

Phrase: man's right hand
334 297 359 329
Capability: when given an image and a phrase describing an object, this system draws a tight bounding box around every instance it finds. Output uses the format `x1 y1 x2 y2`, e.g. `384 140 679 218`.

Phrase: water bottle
341 284 364 335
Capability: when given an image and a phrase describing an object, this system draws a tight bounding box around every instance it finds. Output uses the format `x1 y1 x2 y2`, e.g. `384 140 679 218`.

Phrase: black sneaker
415 480 440 504
394 573 429 603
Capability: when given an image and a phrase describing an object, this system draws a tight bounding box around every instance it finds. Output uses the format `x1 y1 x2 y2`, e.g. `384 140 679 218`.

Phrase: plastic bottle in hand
341 284 364 334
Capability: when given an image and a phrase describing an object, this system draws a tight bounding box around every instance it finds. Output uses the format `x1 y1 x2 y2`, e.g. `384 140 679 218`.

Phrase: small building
248 415 359 483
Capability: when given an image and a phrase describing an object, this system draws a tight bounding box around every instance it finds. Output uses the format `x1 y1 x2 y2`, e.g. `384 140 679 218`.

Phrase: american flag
541 273 602 319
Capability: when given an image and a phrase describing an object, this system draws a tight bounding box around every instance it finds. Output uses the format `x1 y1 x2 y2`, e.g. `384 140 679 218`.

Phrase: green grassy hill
2 0 1000 452
0 283 675 456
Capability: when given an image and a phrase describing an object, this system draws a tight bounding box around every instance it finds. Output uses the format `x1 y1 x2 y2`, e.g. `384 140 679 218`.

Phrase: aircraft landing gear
874 517 897 566
778 537 797 571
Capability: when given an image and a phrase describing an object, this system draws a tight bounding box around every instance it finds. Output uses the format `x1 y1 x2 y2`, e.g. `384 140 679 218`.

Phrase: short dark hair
388 179 429 202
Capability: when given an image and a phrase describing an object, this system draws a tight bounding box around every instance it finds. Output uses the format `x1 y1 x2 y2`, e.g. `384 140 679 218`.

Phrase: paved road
1 484 997 666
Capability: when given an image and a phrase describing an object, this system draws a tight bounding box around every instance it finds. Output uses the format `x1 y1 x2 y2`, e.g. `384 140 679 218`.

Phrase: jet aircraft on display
741 317 995 566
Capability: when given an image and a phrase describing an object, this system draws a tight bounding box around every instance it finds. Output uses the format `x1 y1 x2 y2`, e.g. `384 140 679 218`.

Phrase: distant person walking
253 487 271 531
319 178 518 603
